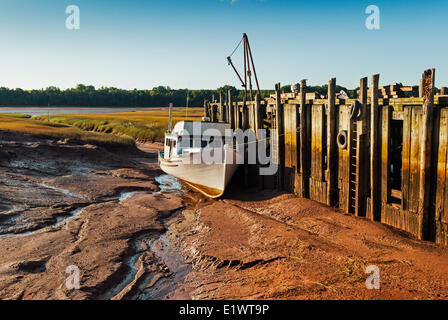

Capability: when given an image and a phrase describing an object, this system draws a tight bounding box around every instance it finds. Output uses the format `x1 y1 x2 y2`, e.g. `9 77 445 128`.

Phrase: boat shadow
222 166 286 202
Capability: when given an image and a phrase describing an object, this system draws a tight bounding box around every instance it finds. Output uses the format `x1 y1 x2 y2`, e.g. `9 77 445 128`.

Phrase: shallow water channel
102 174 192 300
0 188 135 239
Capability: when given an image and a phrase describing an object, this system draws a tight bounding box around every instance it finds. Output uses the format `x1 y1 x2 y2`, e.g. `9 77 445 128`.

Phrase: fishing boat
158 107 241 198
159 34 261 198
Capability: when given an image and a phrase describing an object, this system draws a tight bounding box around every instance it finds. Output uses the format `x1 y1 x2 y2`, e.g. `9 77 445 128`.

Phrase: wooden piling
254 93 263 137
370 74 380 221
242 95 248 130
215 69 448 246
235 104 240 129
275 83 284 190
326 78 337 206
381 105 392 205
211 102 217 123
203 100 208 119
299 80 308 198
418 68 435 240
228 89 235 129
419 79 424 98
219 90 225 122
254 93 263 189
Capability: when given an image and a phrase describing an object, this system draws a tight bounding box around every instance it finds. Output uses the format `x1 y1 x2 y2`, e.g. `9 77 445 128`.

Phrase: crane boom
227 33 261 99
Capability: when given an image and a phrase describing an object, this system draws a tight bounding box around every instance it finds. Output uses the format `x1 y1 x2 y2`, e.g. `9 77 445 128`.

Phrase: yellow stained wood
409 107 422 214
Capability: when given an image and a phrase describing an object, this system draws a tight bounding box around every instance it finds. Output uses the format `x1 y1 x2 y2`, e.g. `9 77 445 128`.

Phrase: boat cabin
163 121 231 160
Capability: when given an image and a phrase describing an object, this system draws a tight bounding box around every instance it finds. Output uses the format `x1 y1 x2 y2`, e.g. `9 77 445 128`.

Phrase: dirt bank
1 130 447 300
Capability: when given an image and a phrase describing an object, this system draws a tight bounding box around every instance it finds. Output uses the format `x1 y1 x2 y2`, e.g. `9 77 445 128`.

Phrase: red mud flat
0 132 185 299
1 130 448 300
170 190 448 300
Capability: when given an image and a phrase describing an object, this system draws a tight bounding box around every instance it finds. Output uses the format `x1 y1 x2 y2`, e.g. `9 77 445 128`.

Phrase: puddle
0 207 85 239
118 192 135 202
39 183 84 199
155 175 182 195
54 207 84 228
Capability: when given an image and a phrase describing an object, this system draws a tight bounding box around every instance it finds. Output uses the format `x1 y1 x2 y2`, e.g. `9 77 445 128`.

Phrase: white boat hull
158 147 240 198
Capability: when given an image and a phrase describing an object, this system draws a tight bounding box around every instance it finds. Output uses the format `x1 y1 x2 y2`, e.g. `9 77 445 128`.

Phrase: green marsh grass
0 114 135 149
34 107 203 142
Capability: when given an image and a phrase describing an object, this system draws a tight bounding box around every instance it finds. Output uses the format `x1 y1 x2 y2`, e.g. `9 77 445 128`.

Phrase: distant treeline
0 84 359 107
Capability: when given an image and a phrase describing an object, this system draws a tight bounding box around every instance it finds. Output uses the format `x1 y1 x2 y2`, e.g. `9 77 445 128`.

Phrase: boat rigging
227 33 261 101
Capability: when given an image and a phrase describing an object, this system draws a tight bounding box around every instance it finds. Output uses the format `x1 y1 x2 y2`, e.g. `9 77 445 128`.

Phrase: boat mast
185 89 189 119
168 102 173 133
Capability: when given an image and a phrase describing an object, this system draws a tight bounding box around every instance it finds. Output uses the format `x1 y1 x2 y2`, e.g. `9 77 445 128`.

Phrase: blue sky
0 0 447 90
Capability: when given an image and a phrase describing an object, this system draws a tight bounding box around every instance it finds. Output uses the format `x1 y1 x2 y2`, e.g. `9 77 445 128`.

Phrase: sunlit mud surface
101 177 192 301
0 132 191 299
2 131 448 300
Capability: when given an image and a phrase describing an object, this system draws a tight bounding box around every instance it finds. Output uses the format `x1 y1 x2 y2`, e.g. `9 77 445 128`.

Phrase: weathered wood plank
381 105 391 206
337 104 350 213
435 111 448 243
203 100 209 118
327 78 337 206
408 107 420 214
254 93 262 137
317 105 325 181
370 74 380 221
311 104 317 180
402 107 411 212
419 79 423 98
228 90 235 128
242 100 248 130
219 90 224 122
299 80 308 198
275 83 285 191
418 68 436 240
210 102 217 123
441 110 448 225
283 104 299 193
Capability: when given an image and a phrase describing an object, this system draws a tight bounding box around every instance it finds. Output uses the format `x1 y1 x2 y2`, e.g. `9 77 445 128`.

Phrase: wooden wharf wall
205 69 448 246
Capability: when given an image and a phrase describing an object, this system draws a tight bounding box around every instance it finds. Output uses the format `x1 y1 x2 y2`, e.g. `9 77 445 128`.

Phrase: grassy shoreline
0 107 203 149
0 113 31 118
0 115 135 149
33 107 203 142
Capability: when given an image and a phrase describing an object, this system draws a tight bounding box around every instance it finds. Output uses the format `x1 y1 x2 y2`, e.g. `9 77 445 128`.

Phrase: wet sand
1 130 448 300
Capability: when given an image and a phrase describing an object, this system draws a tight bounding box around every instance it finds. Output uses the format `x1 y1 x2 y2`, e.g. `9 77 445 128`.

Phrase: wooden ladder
348 120 357 214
